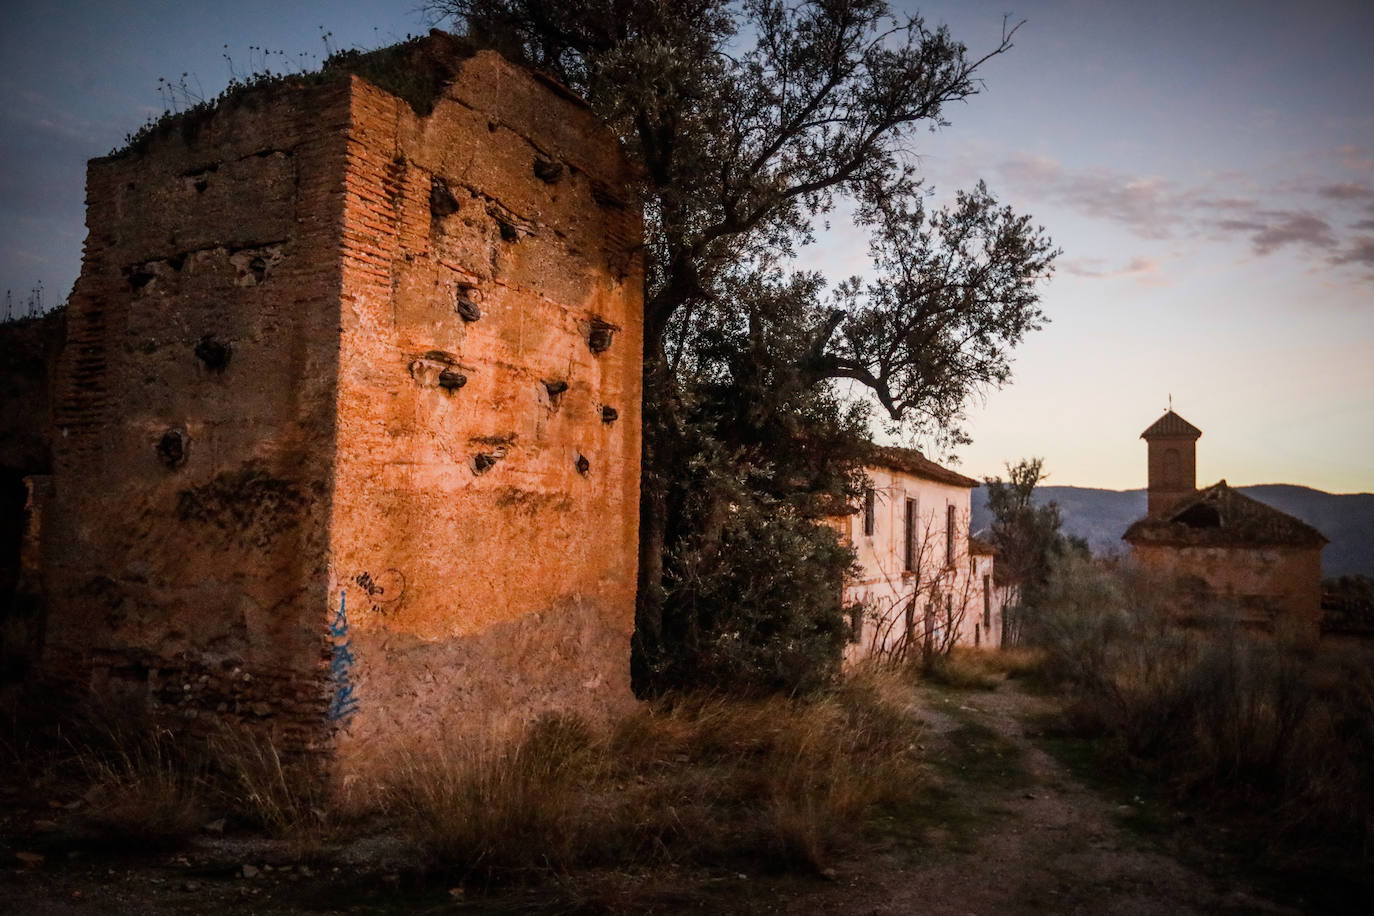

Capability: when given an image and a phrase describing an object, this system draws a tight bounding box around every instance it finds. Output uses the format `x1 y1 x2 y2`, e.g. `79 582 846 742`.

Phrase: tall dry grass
75 718 207 845
208 725 330 847
372 669 924 877
13 670 926 879
5 694 334 848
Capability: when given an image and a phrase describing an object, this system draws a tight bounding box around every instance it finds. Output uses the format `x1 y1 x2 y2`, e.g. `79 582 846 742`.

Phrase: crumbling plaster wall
843 467 979 660
328 56 643 756
42 82 354 745
39 44 643 754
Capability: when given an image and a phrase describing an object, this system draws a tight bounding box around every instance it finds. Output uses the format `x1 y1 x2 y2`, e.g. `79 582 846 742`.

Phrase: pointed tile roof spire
1141 409 1202 440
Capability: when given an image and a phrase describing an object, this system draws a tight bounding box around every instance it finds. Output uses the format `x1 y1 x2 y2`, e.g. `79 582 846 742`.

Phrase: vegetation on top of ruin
110 31 478 159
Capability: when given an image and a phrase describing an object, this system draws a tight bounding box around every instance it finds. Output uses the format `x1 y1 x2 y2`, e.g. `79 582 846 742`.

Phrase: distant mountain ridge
970 484 1374 578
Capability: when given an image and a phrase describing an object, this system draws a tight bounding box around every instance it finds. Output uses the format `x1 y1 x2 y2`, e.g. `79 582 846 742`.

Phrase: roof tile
1140 410 1202 439
1122 480 1327 548
865 445 980 488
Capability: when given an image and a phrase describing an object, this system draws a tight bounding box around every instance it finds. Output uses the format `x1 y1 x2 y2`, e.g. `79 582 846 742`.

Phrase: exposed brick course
37 39 643 763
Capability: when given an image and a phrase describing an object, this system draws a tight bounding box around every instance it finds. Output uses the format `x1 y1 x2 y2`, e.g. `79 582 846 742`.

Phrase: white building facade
842 447 1003 661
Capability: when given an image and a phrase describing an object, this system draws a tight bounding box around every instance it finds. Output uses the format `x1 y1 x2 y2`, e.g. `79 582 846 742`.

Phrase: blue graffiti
328 590 359 724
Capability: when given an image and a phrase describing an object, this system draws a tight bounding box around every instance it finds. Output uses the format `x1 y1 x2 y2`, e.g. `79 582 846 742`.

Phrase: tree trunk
631 340 673 694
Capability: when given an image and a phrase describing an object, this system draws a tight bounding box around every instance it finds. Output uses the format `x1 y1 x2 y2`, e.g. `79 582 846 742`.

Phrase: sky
1 0 1370 493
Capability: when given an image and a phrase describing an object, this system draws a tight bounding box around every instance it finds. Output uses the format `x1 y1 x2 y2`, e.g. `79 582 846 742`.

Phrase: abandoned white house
840 446 1002 660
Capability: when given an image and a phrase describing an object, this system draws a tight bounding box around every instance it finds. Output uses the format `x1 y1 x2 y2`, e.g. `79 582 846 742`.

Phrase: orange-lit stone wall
328 57 643 756
1130 543 1323 638
38 43 643 755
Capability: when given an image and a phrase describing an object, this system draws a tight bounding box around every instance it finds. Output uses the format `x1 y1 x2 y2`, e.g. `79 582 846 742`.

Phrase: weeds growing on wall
112 31 474 158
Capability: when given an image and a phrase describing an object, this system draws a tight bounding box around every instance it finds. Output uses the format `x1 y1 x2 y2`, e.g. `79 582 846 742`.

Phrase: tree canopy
432 0 1059 691
984 458 1088 643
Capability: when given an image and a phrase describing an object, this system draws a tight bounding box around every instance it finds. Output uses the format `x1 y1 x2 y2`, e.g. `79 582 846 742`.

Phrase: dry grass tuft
74 714 206 846
981 645 1046 679
375 674 924 878
922 648 1006 691
23 674 927 881
378 712 602 875
50 700 330 850
208 725 330 846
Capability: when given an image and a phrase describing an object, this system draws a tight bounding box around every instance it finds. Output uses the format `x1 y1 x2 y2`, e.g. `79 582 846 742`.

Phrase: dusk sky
2 1 1370 492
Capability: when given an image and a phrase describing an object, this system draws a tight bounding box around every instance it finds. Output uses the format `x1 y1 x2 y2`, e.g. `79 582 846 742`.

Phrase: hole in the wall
1175 503 1222 529
591 183 626 209
543 379 568 405
156 428 189 469
430 177 460 220
487 121 497 133
229 246 283 286
127 270 154 292
575 454 590 476
471 453 497 475
455 288 481 322
600 405 619 424
167 253 186 272
533 158 563 184
438 369 467 391
588 319 616 354
194 335 231 372
497 219 519 243
193 177 209 194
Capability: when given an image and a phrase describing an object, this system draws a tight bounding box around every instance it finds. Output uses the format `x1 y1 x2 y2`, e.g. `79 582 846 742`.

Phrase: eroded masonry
34 34 644 759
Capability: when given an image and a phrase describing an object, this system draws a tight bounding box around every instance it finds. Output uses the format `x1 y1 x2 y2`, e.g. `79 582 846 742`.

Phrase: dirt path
797 681 1299 916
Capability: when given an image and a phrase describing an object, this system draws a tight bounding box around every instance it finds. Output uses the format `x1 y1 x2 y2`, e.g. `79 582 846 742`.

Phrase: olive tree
431 0 1057 690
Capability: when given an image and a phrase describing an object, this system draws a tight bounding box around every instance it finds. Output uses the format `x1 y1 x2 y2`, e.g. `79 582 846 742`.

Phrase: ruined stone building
841 447 1002 660
13 33 644 762
1122 410 1327 637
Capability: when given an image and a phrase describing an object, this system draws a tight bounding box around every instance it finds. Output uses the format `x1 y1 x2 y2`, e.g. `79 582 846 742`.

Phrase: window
862 487 875 536
945 593 953 632
945 504 956 567
904 597 915 638
983 574 992 628
903 498 917 572
849 604 864 643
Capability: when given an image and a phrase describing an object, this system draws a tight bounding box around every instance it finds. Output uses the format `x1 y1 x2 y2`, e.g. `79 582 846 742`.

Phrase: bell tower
1141 408 1201 516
